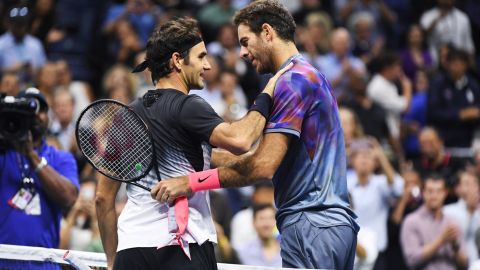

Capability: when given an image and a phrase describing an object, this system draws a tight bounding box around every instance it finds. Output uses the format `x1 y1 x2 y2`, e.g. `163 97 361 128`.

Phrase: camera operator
0 88 79 269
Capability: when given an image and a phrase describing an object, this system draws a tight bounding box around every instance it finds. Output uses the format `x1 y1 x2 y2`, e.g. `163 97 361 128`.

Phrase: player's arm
151 133 290 204
95 173 121 270
218 132 289 188
209 63 292 155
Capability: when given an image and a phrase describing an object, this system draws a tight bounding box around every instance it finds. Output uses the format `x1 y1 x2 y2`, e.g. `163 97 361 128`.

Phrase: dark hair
375 51 401 72
233 0 296 42
447 48 469 64
145 17 202 83
424 174 447 188
252 203 275 218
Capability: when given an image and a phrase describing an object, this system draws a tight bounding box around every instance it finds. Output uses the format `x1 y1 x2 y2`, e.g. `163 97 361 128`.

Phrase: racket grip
188 169 220 192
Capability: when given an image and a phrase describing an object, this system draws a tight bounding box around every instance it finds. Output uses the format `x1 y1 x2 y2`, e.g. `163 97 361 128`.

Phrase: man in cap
0 88 79 270
0 5 47 84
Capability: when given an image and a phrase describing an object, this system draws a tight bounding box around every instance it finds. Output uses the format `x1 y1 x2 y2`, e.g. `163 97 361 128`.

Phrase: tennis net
0 244 313 270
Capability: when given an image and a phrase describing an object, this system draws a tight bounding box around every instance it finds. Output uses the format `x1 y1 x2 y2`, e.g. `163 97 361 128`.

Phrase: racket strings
77 102 153 180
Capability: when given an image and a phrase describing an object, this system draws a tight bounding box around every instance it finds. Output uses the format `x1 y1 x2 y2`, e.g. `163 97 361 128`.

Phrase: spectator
103 0 161 47
427 48 480 152
413 127 466 188
388 169 423 270
400 175 469 270
316 27 366 100
391 169 423 226
56 60 92 119
354 226 378 270
339 107 365 161
302 12 332 57
343 75 391 148
237 204 282 267
108 19 142 66
400 25 434 81
60 179 101 252
420 0 475 62
402 69 429 159
347 138 404 270
444 170 480 263
207 23 238 58
348 11 384 66
0 5 47 85
350 192 378 270
49 88 76 152
367 52 412 140
338 0 397 35
230 182 274 251
30 0 55 43
198 0 236 41
102 64 138 101
214 221 240 264
293 0 333 25
0 88 78 269
35 62 59 106
0 72 21 97
218 70 248 121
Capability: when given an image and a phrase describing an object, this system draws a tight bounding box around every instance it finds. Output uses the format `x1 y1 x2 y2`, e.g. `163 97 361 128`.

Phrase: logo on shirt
198 175 210 183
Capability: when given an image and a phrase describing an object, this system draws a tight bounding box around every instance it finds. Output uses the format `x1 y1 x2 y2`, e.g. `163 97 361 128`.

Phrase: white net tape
0 244 313 270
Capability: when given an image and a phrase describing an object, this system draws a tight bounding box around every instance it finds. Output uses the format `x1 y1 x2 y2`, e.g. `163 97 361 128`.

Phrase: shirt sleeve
52 150 80 190
179 95 224 143
265 72 313 138
400 214 426 268
367 78 407 114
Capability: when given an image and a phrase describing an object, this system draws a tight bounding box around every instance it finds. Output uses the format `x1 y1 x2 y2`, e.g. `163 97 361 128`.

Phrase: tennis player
95 17 289 270
151 1 359 269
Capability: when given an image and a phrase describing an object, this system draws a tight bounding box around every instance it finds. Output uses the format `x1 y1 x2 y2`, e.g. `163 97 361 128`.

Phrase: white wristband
35 157 48 173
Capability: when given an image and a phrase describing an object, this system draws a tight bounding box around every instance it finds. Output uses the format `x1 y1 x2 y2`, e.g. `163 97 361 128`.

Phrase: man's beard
254 46 275 74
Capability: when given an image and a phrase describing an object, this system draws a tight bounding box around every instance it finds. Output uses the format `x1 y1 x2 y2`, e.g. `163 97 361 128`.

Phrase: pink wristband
188 168 221 192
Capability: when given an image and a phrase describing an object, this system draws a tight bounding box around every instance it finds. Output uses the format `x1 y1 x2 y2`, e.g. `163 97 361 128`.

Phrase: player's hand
150 176 191 205
262 62 293 97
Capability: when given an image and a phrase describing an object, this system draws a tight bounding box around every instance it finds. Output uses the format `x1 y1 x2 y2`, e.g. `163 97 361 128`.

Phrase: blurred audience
231 182 274 251
401 175 469 270
413 127 466 188
0 5 46 85
237 204 281 267
0 72 21 96
444 170 480 264
316 27 366 100
49 88 76 152
400 25 434 81
368 52 412 141
427 48 480 153
420 0 475 62
347 138 404 270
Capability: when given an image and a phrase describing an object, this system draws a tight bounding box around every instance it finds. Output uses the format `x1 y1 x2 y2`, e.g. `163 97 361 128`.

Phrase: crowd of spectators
1 0 480 269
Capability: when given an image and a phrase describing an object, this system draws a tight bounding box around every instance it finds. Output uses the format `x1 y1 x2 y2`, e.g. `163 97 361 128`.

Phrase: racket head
75 99 154 184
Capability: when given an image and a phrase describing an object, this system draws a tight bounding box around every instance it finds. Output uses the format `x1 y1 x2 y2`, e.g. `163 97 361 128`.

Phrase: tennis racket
75 99 155 191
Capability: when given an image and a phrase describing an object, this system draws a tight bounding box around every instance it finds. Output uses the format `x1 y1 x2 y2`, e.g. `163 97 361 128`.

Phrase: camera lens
28 98 40 114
